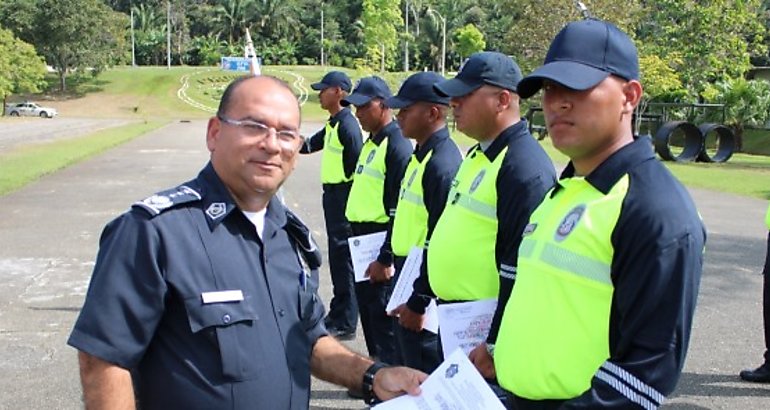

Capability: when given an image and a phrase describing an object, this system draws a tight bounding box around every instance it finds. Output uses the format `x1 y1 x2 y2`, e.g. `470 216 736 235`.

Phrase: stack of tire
653 121 736 163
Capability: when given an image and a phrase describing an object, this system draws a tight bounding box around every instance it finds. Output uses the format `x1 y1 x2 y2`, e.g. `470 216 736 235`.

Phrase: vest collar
480 120 529 162
415 126 450 161
558 135 655 195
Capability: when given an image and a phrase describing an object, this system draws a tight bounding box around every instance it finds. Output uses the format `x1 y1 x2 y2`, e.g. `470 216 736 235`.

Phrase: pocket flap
185 296 258 333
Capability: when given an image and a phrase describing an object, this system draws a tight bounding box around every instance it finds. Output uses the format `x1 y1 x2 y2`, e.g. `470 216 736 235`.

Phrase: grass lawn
4 64 769 200
0 120 168 196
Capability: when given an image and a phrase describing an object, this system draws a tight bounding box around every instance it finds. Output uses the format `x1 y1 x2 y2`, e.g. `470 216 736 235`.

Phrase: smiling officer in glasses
68 76 426 410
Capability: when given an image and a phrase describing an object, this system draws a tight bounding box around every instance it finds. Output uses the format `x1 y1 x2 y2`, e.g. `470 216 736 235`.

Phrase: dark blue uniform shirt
409 120 556 314
68 163 327 410
301 107 363 180
554 136 706 409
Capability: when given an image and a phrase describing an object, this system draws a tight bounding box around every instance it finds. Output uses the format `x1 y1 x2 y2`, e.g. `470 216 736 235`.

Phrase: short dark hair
216 75 296 118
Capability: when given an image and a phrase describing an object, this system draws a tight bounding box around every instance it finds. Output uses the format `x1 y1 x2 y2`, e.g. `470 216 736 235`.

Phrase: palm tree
214 0 255 44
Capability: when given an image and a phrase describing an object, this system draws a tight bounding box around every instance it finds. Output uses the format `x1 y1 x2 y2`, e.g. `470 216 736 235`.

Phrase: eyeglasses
217 115 302 149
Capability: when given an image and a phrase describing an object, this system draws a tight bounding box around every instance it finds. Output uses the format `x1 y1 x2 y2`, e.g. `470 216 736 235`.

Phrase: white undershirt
242 208 267 239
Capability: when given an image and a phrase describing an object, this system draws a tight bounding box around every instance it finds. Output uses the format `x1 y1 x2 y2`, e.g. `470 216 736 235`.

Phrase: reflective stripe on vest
391 151 433 257
345 138 390 223
427 146 507 301
766 202 770 230
320 121 353 184
495 175 630 400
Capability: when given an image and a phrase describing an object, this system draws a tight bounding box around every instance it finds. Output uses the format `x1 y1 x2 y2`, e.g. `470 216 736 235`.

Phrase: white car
5 102 57 118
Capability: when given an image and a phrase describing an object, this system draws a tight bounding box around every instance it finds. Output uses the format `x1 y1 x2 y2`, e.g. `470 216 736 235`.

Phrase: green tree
454 23 485 59
0 26 46 113
638 0 766 97
701 77 770 150
3 0 127 91
361 0 403 71
497 0 642 73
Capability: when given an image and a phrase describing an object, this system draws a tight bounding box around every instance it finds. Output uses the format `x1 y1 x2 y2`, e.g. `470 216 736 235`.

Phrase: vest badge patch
469 169 486 194
366 149 377 164
555 204 585 242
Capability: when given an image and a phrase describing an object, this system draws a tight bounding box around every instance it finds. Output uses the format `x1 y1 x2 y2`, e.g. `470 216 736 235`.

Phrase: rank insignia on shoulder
133 185 202 216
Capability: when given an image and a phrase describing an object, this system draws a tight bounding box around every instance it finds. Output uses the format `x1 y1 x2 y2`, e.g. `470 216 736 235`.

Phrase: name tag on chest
201 290 244 304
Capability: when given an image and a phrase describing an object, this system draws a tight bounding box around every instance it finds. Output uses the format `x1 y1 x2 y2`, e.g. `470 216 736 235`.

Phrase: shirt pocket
184 297 263 381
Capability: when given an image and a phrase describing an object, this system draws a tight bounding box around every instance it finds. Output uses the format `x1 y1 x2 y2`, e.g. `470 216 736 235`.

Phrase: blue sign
221 57 261 72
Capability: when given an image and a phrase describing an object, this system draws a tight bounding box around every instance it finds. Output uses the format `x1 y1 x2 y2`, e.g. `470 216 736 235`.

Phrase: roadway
0 119 768 409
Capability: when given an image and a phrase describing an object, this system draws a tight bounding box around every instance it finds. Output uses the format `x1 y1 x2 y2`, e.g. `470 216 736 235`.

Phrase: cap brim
434 78 482 97
517 61 610 99
341 93 374 107
310 82 328 91
384 96 415 109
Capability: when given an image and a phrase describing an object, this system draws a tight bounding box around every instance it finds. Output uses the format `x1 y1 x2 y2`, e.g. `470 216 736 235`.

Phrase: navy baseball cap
517 19 639 99
386 72 449 109
434 51 523 97
341 76 393 107
310 71 352 92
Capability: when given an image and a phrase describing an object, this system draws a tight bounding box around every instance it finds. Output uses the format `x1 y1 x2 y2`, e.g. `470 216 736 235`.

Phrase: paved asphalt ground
1 119 769 409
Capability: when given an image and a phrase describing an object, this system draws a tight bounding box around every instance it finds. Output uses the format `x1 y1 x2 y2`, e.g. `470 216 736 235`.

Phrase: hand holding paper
373 349 506 410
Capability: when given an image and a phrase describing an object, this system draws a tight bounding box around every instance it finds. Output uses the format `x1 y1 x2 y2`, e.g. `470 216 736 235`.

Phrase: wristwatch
486 343 496 358
362 361 389 405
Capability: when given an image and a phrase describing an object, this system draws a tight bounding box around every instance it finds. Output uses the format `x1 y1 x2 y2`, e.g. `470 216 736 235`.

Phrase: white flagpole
244 28 260 76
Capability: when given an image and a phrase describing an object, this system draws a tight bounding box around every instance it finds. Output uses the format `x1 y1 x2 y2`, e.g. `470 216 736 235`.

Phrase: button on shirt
68 163 327 410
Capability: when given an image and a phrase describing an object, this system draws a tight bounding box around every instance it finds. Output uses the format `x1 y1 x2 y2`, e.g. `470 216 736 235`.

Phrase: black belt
322 181 352 191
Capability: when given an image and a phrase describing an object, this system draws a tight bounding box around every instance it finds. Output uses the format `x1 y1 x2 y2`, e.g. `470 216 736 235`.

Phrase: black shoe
740 364 770 383
327 327 356 341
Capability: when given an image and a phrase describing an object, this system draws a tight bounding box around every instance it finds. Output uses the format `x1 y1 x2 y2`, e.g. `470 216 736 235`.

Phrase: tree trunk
58 68 67 92
735 124 744 153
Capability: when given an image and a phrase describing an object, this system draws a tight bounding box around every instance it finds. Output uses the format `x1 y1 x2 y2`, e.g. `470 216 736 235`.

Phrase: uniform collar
415 126 450 161
330 106 353 122
368 120 400 145
557 135 655 195
198 163 287 231
479 119 529 161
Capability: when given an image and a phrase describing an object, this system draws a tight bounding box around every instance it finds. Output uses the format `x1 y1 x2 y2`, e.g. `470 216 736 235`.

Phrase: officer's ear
206 116 222 153
621 80 643 114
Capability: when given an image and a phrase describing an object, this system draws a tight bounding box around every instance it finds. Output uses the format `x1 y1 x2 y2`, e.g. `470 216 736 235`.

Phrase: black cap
517 19 639 99
341 76 392 107
310 71 352 92
434 51 523 97
385 72 449 109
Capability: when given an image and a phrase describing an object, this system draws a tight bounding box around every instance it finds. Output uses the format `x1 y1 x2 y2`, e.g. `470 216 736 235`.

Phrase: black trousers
351 222 397 364
392 256 440 372
322 183 357 332
762 232 770 363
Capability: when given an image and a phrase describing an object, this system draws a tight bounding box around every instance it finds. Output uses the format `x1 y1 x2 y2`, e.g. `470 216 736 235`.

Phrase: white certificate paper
348 231 387 282
373 348 506 410
437 299 497 355
385 246 439 333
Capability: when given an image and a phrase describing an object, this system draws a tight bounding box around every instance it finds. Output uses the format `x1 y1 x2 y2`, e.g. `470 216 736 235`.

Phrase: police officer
68 76 426 409
302 71 362 340
425 51 556 361
385 72 462 373
488 20 706 409
343 76 412 365
740 202 770 382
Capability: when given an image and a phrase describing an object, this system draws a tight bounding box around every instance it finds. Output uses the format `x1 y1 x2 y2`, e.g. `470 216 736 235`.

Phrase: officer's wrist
362 361 389 405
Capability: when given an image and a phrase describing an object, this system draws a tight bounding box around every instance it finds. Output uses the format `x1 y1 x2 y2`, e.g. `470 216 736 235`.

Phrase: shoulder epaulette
132 184 202 217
